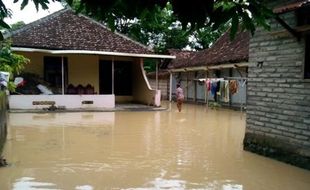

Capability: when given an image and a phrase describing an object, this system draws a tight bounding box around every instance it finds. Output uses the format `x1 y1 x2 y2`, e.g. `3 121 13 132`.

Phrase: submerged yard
0 103 309 189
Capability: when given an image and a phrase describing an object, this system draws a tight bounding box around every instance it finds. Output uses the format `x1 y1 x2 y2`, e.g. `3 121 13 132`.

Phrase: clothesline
174 76 247 114
201 77 247 114
195 77 247 81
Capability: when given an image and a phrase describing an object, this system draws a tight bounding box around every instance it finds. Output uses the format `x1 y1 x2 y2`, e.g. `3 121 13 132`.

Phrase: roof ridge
77 13 154 53
7 8 68 39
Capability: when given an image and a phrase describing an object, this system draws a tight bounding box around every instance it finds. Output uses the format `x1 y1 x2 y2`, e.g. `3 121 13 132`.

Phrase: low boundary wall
9 95 115 110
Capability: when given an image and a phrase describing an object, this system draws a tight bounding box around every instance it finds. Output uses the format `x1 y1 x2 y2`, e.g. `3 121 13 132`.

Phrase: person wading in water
175 83 184 112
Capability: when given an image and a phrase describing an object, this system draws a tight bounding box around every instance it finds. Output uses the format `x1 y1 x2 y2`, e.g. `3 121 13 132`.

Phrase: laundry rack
201 76 247 114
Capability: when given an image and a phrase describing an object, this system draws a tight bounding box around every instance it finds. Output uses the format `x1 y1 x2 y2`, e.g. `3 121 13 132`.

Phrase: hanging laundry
229 80 238 95
224 80 230 102
215 80 221 95
217 80 225 96
205 79 211 91
210 80 217 97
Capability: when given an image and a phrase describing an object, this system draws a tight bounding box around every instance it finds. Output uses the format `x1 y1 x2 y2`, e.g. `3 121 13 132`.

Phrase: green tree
70 1 227 53
0 0 273 40
0 40 29 91
10 21 26 31
0 21 26 37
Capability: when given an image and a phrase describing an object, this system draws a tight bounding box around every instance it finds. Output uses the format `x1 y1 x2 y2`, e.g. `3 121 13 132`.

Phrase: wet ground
0 103 309 189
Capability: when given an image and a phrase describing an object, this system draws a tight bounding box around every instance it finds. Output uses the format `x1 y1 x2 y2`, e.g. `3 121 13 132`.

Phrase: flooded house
148 0 310 169
244 0 310 169
7 9 174 110
148 31 249 109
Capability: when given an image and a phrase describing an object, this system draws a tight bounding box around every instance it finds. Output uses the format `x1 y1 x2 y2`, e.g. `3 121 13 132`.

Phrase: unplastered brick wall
148 79 169 100
245 1 310 168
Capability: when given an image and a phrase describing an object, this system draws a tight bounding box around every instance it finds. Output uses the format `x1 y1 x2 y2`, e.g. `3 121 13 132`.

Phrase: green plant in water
0 40 29 92
208 102 221 109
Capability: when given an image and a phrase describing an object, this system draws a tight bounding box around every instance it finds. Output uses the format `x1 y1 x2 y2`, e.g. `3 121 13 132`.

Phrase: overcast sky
3 0 64 25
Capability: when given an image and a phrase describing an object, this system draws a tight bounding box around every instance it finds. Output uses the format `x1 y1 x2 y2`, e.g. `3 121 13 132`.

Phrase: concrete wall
0 91 7 155
244 1 310 169
132 59 159 106
9 95 115 109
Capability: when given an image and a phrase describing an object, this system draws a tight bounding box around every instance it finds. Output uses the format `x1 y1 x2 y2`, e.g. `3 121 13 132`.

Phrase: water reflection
13 177 94 190
0 103 309 189
13 177 58 190
10 112 115 127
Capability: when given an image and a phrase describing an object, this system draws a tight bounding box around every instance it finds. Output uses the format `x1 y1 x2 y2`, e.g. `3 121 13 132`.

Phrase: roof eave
12 47 176 59
169 62 248 72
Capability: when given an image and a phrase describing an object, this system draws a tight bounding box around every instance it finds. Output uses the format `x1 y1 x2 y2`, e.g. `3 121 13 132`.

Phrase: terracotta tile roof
167 49 199 69
168 31 249 69
146 70 170 79
273 0 310 14
10 9 153 54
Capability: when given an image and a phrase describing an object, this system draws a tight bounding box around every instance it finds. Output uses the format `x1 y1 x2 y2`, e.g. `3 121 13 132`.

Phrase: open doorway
99 60 133 95
99 60 112 94
44 56 68 94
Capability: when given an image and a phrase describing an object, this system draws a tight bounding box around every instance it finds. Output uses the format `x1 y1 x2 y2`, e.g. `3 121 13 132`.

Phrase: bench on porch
67 84 96 94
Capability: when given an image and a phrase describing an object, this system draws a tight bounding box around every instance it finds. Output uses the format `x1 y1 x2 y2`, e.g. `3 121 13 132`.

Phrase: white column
61 56 65 95
205 70 209 110
155 61 158 90
169 72 172 101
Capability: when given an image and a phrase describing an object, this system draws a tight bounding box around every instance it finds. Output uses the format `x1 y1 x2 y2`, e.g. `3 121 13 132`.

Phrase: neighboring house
244 0 310 169
7 9 174 110
166 31 249 108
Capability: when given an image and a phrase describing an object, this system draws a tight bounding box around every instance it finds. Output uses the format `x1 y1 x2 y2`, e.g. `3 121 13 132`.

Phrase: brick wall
148 79 170 100
244 1 310 169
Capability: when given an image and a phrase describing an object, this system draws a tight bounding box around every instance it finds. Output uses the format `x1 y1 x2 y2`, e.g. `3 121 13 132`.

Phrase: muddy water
0 103 309 190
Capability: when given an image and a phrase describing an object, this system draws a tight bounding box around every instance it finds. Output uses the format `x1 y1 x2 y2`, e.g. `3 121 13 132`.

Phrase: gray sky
4 0 63 25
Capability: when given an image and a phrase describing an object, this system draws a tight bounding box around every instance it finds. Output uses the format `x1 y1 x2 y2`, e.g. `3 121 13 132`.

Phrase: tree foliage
70 1 228 53
70 0 273 37
10 21 26 31
0 0 273 41
0 40 29 91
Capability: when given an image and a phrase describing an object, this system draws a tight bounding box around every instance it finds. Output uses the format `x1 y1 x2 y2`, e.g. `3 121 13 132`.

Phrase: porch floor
9 103 168 113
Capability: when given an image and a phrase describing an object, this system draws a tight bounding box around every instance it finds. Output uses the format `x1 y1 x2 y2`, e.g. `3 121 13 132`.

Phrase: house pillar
61 56 65 95
169 72 172 102
155 61 158 90
112 57 115 94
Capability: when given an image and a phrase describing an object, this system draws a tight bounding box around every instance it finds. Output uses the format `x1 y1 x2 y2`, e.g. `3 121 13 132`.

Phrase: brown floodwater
0 103 309 190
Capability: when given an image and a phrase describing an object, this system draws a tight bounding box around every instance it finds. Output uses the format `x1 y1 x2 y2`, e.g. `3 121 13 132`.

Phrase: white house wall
9 95 115 109
68 55 100 93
